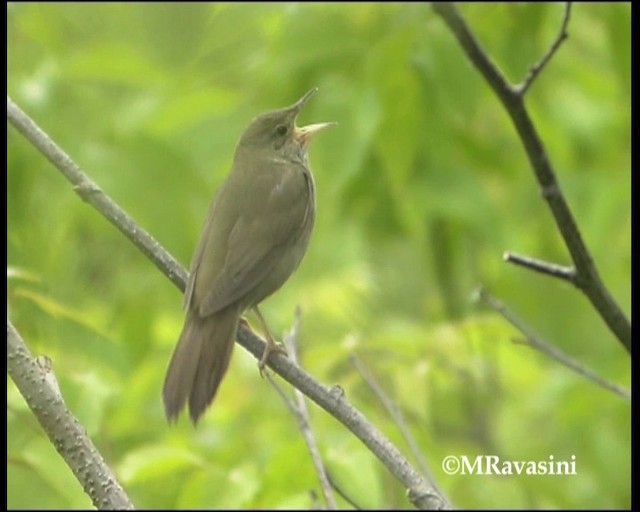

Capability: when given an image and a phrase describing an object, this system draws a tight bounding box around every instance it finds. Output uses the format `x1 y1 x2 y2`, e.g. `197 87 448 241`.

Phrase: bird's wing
183 183 227 312
194 163 314 317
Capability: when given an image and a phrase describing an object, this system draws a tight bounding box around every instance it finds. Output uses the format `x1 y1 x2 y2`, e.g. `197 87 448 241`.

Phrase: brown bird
163 89 334 424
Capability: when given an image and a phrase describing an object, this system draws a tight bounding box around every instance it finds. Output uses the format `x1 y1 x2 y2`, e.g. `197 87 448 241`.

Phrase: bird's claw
258 338 288 377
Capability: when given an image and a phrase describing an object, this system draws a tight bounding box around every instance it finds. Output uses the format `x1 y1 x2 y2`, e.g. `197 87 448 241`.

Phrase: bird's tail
162 305 239 424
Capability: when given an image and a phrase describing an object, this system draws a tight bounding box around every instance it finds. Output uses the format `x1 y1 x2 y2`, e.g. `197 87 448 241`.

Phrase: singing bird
163 89 334 423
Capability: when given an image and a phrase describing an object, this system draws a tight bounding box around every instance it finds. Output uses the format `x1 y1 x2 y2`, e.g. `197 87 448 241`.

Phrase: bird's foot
258 336 288 377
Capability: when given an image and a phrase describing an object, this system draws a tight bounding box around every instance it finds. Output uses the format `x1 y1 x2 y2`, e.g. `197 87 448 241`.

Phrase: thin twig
325 473 362 510
268 366 361 510
431 4 630 353
503 252 577 284
282 308 337 510
516 3 572 95
264 367 337 509
349 355 446 501
476 288 630 401
7 321 134 509
7 95 449 510
242 322 450 509
264 372 298 414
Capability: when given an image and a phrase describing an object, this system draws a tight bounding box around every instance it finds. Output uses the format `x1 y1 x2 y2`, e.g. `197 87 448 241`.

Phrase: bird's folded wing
196 165 312 317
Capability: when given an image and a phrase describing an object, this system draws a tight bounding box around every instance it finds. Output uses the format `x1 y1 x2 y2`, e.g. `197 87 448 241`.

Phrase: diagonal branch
238 323 450 510
515 2 572 95
432 3 630 353
6 96 187 293
266 309 337 510
350 354 447 501
477 288 630 401
7 321 135 510
7 95 449 510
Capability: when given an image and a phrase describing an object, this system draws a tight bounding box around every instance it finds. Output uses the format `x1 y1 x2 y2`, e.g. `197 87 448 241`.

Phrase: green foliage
7 3 630 509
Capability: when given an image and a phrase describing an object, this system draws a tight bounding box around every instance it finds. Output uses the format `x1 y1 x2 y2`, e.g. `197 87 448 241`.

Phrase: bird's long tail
163 305 239 424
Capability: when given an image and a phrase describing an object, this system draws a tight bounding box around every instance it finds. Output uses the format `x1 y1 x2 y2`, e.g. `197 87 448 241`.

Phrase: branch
350 354 446 501
7 96 449 510
284 310 338 510
7 321 135 510
6 96 187 293
431 4 631 353
515 3 572 95
477 288 631 401
239 324 449 509
503 251 576 284
266 309 337 510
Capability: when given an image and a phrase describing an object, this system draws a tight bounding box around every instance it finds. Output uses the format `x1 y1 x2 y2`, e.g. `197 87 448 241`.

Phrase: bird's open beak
288 88 336 145
294 122 336 146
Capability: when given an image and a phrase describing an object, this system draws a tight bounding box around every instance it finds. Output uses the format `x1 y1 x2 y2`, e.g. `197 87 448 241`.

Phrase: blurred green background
7 3 630 509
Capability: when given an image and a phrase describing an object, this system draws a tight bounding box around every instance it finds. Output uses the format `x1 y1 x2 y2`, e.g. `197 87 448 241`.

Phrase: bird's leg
252 305 287 375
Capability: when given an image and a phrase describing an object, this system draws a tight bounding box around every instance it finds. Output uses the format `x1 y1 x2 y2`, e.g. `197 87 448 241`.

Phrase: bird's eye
275 124 288 137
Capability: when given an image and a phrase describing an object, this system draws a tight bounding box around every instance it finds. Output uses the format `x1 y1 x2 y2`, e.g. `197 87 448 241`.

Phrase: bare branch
281 308 337 510
7 321 135 510
503 252 577 284
325 473 362 509
238 322 449 509
6 96 187 292
515 3 572 95
266 309 337 509
477 288 630 401
264 371 298 413
349 354 445 500
431 5 630 352
7 95 449 510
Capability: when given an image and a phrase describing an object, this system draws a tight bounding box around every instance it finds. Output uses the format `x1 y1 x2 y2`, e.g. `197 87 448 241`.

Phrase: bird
163 89 334 424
